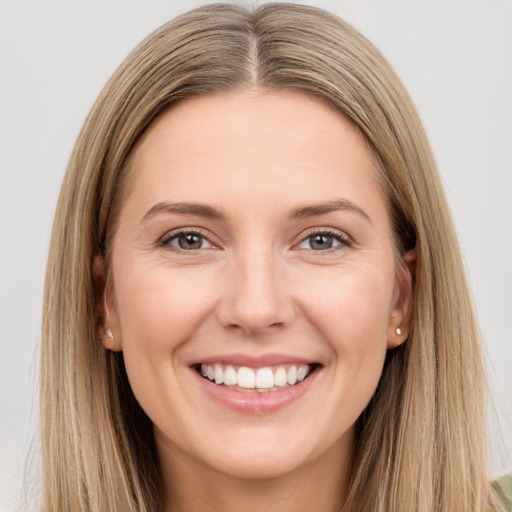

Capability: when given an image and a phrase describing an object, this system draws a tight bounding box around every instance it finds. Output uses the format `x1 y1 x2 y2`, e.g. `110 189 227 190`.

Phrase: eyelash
158 228 351 253
297 228 351 253
159 228 216 252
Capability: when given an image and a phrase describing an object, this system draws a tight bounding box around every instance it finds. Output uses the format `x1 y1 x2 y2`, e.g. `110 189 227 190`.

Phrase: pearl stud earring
395 327 402 336
105 329 114 340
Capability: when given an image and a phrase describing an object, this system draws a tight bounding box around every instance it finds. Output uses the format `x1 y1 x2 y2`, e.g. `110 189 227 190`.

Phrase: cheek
297 266 393 390
111 264 219 422
299 266 394 343
112 264 216 355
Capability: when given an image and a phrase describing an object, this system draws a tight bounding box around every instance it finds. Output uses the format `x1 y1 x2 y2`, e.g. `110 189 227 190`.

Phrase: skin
99 88 414 512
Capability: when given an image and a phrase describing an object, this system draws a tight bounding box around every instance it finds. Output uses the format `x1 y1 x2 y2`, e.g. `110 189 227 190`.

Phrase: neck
158 432 353 512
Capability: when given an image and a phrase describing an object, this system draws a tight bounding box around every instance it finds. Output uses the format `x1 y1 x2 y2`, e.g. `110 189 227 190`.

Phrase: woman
40 3 510 511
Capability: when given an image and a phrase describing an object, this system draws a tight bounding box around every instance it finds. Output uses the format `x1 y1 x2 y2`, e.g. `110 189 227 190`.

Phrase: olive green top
494 475 512 511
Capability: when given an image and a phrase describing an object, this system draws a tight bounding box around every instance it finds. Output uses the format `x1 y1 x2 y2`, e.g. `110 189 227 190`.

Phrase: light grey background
1 1 511 510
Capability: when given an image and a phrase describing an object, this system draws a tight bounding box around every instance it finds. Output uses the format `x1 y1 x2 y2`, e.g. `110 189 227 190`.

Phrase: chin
195 429 322 481
208 451 305 481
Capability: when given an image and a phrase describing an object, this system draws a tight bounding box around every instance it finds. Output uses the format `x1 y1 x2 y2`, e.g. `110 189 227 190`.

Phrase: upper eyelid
297 227 351 243
157 226 352 248
159 227 217 246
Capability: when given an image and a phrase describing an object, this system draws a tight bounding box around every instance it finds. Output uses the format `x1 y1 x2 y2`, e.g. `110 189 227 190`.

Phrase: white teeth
255 367 274 389
214 364 224 385
287 366 298 385
223 365 237 386
199 363 313 390
297 365 307 381
274 367 287 387
237 367 256 389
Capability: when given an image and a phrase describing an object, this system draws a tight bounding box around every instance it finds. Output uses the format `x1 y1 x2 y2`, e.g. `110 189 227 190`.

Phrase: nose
216 248 295 336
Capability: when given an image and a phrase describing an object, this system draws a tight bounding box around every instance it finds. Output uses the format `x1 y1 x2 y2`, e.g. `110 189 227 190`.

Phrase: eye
297 230 350 251
160 230 214 251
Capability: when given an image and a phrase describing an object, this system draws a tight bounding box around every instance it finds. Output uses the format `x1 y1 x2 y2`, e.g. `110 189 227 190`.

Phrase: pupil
179 234 202 250
311 234 332 250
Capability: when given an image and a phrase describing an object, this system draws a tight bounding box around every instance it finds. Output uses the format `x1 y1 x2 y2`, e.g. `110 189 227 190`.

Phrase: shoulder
494 475 512 511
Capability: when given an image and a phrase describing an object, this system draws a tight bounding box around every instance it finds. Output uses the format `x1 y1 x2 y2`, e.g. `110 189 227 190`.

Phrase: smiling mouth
195 363 320 392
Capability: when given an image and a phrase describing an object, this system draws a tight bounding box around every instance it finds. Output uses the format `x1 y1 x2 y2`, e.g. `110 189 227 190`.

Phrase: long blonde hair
41 3 500 511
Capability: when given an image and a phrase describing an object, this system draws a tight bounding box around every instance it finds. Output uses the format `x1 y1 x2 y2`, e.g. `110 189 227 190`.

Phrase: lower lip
192 367 319 414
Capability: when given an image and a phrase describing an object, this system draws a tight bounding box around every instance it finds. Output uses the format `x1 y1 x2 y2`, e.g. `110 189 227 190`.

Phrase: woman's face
104 89 413 481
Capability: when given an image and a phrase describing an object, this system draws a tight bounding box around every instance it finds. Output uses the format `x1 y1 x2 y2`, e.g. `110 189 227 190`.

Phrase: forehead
123 88 387 221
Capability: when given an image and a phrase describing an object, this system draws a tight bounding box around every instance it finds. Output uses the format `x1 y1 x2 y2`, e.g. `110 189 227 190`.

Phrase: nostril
226 317 288 336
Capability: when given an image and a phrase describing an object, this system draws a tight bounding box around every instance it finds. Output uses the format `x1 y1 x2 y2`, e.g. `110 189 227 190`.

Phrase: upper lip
189 353 319 368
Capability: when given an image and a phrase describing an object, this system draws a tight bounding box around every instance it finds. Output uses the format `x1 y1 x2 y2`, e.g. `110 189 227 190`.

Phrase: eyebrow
288 198 371 223
140 198 371 224
140 202 227 223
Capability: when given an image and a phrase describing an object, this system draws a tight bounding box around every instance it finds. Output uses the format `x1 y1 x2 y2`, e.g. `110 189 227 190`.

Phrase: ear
387 249 416 349
93 254 123 352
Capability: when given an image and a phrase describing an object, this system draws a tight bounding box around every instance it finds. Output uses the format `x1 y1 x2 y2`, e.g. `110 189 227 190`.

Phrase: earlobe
101 327 122 352
93 254 123 352
387 248 416 349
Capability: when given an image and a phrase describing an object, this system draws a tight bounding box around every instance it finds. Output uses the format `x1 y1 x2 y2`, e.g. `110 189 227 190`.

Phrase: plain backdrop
1 0 511 510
